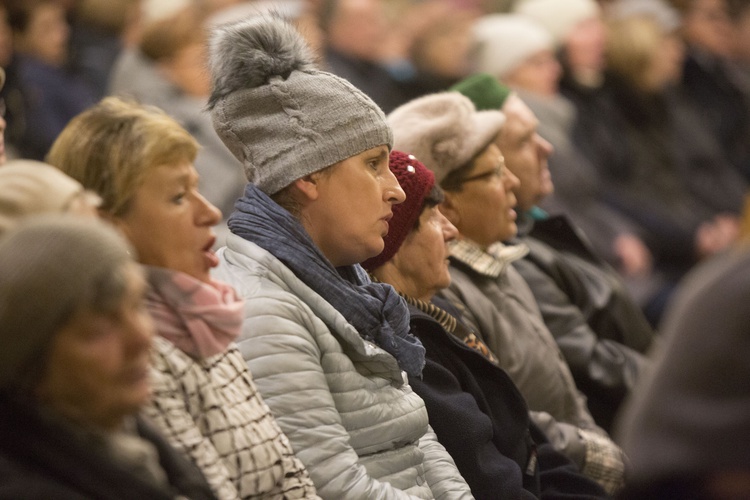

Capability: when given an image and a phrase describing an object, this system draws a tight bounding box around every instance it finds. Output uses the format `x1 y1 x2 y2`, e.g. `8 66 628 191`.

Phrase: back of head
207 14 392 195
388 92 506 186
0 160 86 236
0 216 134 391
472 14 554 80
514 0 600 46
46 97 198 217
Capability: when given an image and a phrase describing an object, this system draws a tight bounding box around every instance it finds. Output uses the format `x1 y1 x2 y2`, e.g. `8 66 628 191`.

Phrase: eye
172 191 186 204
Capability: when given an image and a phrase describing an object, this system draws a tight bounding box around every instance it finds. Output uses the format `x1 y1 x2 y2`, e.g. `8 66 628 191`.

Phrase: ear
292 173 322 202
439 193 461 227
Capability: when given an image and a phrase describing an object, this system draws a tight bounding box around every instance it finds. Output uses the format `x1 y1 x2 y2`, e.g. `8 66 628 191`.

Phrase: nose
384 169 407 205
440 211 459 243
536 134 554 160
503 166 520 191
195 192 222 226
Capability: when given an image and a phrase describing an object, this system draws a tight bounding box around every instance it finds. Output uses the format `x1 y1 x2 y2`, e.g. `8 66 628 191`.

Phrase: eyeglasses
459 166 503 185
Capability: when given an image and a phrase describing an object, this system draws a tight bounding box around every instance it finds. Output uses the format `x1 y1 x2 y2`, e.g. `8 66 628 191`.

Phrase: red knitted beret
362 150 435 271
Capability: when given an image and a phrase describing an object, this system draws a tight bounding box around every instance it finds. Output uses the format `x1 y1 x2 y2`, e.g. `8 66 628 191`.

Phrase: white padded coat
212 233 473 500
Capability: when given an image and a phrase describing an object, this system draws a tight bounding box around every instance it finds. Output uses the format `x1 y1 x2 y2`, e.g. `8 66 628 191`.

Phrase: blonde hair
606 15 663 91
139 4 207 62
46 97 199 216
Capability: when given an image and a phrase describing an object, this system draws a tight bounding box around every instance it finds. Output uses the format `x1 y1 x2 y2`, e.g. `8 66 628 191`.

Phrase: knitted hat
451 73 514 111
472 14 555 79
388 92 505 185
514 0 600 46
0 160 87 236
0 216 134 390
207 15 392 195
362 151 435 272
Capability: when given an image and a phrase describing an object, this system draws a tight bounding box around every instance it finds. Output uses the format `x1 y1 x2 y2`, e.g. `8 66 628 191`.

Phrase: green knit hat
450 73 513 111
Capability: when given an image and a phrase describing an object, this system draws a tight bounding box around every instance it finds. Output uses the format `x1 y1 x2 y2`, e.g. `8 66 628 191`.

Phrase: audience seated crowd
1 0 749 498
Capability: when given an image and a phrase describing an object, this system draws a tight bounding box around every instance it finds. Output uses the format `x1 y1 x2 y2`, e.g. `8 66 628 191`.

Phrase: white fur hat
514 0 600 46
472 14 554 79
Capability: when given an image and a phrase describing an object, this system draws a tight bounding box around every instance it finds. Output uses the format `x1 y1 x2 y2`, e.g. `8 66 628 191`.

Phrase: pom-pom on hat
472 14 554 79
450 73 514 111
388 92 505 185
207 15 392 195
362 151 435 272
514 0 600 46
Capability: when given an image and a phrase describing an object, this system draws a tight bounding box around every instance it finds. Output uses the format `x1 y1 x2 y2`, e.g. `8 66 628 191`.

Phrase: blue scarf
228 184 425 378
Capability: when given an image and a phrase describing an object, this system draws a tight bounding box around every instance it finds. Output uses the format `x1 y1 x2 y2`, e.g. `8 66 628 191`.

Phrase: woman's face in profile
34 262 154 430
114 161 222 283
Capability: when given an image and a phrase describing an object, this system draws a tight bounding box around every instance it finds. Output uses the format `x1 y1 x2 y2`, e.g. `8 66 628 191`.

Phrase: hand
613 234 653 277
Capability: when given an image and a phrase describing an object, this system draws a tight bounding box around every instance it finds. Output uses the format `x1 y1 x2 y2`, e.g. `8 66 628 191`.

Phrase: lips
202 236 220 268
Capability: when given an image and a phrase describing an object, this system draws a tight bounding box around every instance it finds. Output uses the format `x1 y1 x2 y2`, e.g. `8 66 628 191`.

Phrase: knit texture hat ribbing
472 14 554 79
362 151 435 272
0 160 86 236
451 73 514 111
0 216 135 390
207 15 392 195
388 92 506 185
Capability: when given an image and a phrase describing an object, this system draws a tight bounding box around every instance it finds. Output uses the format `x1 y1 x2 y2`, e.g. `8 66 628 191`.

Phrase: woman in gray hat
206 14 471 500
0 216 217 500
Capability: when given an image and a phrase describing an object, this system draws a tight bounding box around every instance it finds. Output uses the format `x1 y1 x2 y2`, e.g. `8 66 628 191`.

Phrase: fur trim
207 14 315 109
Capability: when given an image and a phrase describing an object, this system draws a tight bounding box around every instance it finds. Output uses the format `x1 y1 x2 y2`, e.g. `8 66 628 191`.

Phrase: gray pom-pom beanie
207 15 393 195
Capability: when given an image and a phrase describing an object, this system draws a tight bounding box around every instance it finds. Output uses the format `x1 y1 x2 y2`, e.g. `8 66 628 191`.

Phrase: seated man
364 150 608 499
0 216 217 499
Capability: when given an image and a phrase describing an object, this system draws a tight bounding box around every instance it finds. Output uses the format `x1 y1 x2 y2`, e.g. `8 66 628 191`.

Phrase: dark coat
512 214 654 430
408 299 609 500
0 392 217 500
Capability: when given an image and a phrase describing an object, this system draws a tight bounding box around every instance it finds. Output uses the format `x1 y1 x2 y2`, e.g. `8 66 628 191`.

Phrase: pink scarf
145 266 244 359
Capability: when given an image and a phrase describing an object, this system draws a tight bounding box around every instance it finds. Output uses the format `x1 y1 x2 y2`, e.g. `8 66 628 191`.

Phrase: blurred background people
0 216 217 500
5 0 95 160
670 0 750 180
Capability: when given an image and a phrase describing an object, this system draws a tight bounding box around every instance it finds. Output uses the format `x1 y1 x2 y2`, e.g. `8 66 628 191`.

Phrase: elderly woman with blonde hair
47 97 319 500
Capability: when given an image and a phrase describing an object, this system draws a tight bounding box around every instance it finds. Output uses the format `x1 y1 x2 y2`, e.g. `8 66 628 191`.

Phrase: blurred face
682 0 733 57
328 0 387 60
16 3 69 66
162 40 211 98
114 162 222 283
564 16 607 76
306 145 406 267
0 7 13 67
388 205 458 301
442 143 520 249
645 31 685 90
505 48 561 96
497 95 554 211
35 262 153 431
